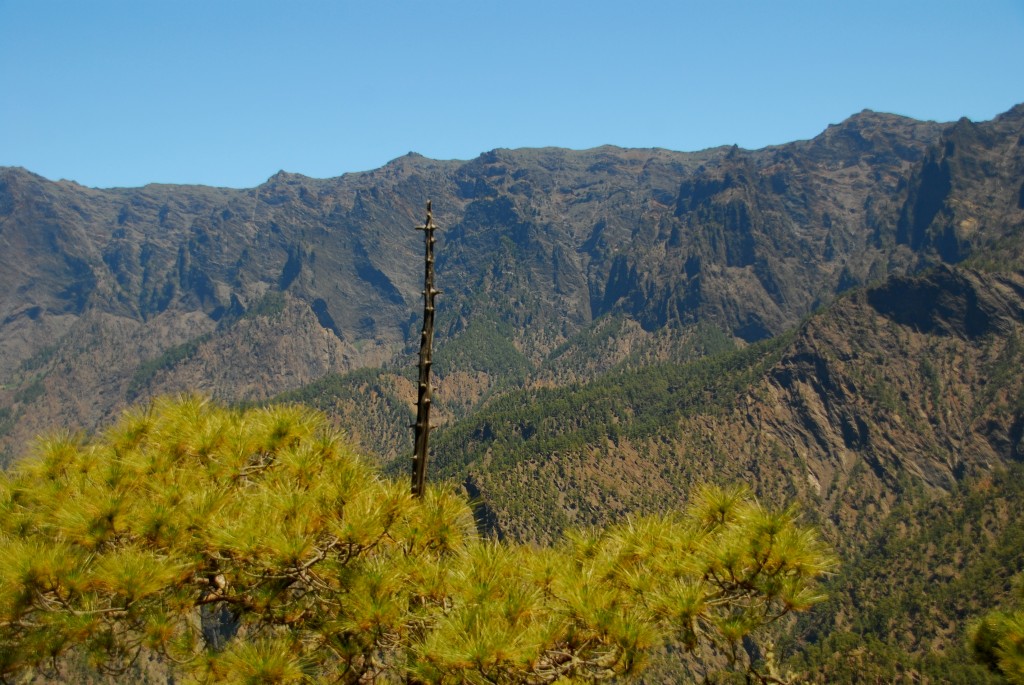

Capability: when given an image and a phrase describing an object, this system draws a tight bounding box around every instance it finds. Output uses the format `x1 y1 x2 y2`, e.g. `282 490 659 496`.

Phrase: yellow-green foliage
972 575 1024 683
0 397 833 683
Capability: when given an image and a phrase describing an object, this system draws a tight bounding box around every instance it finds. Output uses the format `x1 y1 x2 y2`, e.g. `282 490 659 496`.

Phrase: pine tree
0 397 833 683
971 575 1024 683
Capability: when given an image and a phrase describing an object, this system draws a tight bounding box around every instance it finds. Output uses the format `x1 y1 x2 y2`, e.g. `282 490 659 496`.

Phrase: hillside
2 104 1024 680
8 105 1024 459
429 264 1024 538
415 263 1024 679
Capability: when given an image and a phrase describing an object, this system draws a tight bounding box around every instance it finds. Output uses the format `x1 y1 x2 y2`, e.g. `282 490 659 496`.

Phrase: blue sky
1 0 1021 189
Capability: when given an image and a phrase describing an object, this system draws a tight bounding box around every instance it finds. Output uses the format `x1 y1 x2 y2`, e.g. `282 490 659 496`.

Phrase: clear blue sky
1 0 1021 189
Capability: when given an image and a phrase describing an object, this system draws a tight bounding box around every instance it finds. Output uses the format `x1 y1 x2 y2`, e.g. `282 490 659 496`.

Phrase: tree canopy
0 396 834 683
971 574 1024 683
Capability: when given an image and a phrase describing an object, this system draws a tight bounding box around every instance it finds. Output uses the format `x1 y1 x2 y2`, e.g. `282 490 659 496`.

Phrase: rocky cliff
4 105 1022 461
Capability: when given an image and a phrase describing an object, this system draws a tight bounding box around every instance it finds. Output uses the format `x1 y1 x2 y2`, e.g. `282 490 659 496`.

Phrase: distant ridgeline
1 103 1023 680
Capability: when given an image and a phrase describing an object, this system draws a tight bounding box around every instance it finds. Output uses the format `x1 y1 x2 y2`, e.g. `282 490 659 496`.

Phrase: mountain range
2 103 1024 680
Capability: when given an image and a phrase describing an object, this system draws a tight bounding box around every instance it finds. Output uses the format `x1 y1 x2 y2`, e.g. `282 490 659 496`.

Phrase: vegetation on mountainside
433 334 790 481
787 463 1024 683
537 318 738 386
273 367 413 468
435 315 531 384
0 397 833 684
240 291 288 321
423 335 793 543
126 292 291 401
127 334 214 399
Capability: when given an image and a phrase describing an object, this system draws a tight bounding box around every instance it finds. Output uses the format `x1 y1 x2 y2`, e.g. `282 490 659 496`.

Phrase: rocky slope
429 263 1024 679
445 265 1024 537
9 106 1019 458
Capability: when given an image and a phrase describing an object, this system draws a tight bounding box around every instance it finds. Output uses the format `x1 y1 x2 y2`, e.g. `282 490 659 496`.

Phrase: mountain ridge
3 105 1022 459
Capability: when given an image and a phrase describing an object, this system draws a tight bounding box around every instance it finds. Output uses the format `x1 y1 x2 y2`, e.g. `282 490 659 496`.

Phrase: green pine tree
0 396 834 683
971 574 1024 683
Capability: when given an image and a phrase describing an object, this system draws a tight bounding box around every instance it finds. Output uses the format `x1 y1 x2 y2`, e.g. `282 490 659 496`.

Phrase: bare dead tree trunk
411 201 439 497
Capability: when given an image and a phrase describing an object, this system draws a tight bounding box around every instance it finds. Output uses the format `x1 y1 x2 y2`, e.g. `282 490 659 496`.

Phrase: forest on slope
1 103 1023 681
